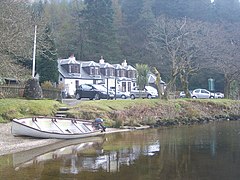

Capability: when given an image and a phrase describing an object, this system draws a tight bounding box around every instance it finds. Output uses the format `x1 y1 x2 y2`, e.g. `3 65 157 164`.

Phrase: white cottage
58 55 137 97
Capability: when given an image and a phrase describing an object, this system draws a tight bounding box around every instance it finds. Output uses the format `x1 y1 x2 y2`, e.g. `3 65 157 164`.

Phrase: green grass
73 99 160 111
0 98 61 122
1 98 239 126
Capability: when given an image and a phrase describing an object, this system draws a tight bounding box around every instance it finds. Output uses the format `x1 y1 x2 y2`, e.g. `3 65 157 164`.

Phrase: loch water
1 121 240 180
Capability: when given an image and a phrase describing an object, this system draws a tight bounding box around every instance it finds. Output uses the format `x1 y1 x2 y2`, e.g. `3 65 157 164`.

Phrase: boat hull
12 117 101 139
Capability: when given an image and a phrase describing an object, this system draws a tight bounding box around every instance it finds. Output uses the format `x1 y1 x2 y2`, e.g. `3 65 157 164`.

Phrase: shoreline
1 118 240 156
0 123 145 156
0 123 60 156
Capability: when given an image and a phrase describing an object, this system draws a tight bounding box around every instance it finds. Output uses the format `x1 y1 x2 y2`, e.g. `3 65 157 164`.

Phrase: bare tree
204 22 240 98
147 16 205 99
0 0 33 80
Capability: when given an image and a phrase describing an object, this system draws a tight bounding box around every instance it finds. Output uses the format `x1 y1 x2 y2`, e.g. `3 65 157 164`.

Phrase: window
69 65 80 73
90 67 94 75
110 69 114 76
128 82 131 92
128 70 136 78
117 70 120 77
81 84 92 91
201 89 209 94
121 70 126 77
95 67 99 75
105 69 109 76
122 82 126 92
90 67 100 75
195 90 200 93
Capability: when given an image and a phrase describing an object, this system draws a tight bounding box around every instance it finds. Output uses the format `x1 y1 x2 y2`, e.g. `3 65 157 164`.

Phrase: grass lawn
0 98 61 123
0 98 239 126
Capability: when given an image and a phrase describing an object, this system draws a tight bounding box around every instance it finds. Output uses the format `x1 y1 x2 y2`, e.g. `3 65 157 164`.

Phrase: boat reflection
13 137 160 174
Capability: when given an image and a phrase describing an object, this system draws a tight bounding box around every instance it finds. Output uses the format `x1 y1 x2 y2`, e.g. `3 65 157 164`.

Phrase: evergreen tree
36 24 58 84
82 0 122 62
153 0 213 21
120 0 152 65
45 0 82 59
136 64 149 90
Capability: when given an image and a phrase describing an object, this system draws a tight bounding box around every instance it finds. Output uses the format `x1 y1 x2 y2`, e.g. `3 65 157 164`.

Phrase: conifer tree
36 24 58 84
82 0 121 63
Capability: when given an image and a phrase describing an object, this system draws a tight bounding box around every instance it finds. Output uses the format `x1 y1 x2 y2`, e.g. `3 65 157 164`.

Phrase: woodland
0 0 240 99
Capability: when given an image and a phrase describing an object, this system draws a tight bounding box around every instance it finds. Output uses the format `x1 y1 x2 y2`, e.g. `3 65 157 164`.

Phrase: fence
0 85 61 100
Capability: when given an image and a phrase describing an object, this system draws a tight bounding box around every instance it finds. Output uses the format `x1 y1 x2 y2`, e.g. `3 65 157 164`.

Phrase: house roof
81 61 100 67
113 64 125 70
58 59 102 80
99 62 114 68
125 65 136 71
59 56 80 65
58 56 137 81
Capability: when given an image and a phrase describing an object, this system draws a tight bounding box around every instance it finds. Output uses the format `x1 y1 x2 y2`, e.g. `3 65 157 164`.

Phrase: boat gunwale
12 117 98 137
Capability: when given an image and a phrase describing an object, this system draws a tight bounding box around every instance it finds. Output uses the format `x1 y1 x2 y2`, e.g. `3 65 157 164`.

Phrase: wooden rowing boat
11 117 104 139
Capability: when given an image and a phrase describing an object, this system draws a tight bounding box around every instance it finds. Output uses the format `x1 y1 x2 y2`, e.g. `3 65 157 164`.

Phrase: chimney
122 59 127 67
69 54 76 61
99 56 105 64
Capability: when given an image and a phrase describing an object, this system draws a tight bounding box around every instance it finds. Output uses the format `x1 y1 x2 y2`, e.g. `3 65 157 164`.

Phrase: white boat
11 117 105 139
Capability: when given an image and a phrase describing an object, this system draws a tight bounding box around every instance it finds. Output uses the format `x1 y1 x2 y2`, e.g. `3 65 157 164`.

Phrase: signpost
208 78 215 91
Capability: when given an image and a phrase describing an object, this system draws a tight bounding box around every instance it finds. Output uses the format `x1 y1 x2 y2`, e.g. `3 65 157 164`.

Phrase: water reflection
13 135 161 174
1 121 240 180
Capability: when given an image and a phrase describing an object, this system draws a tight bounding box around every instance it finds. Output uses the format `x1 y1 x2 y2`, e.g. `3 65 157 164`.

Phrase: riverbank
0 122 148 156
67 98 240 127
0 123 59 155
0 98 240 155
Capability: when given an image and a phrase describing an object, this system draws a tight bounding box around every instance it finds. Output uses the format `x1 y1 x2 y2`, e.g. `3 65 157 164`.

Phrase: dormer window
96 67 99 75
117 70 120 77
90 67 100 75
69 64 80 73
90 67 94 75
120 70 126 77
128 70 136 78
105 68 114 76
106 69 109 76
110 69 114 76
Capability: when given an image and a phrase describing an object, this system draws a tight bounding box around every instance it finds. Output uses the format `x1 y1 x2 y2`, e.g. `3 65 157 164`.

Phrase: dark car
76 84 114 100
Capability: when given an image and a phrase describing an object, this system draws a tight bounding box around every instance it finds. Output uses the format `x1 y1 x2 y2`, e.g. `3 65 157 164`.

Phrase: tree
0 0 33 80
153 0 212 21
205 22 240 98
152 67 162 98
120 0 155 65
136 64 149 90
36 25 58 83
147 16 210 99
44 0 86 59
82 0 121 62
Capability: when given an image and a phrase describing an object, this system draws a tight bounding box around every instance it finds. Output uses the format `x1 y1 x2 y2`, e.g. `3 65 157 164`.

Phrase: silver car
130 86 158 99
191 89 214 99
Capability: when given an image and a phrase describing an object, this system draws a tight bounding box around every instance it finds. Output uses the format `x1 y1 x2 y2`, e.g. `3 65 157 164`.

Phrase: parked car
76 84 114 100
110 90 130 99
179 90 193 98
213 92 224 98
130 86 158 99
191 89 214 99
